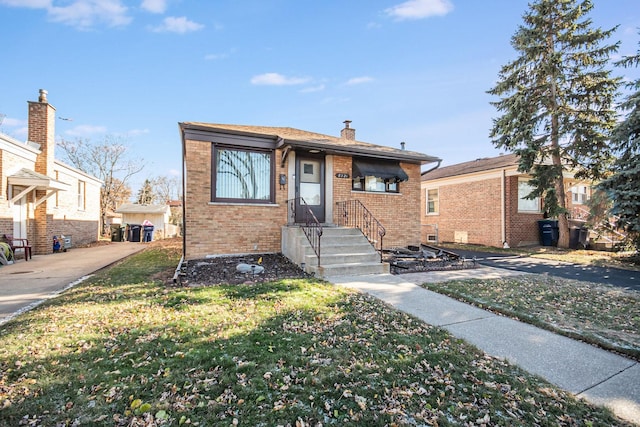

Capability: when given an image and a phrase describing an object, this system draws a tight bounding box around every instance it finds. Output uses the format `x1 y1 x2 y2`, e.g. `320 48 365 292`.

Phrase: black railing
288 198 323 266
335 199 386 262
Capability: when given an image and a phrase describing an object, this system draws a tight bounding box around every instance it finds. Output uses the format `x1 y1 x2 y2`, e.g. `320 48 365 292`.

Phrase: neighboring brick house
0 90 102 255
420 153 592 248
180 121 440 261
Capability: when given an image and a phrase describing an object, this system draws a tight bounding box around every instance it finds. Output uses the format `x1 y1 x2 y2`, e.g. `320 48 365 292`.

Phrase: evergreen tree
598 35 640 249
137 179 156 205
488 0 620 247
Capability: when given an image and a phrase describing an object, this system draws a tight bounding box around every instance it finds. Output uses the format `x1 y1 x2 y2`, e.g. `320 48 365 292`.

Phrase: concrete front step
300 243 377 256
305 251 381 266
282 225 388 278
309 261 390 277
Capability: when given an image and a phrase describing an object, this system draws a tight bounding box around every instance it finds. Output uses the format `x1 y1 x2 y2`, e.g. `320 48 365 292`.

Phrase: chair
2 234 32 261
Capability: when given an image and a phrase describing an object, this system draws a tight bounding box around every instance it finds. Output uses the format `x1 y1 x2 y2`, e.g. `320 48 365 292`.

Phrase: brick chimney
28 89 56 177
28 89 57 256
340 120 355 140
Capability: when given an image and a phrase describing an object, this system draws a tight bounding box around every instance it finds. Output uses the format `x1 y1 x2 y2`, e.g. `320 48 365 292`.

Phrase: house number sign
335 173 350 179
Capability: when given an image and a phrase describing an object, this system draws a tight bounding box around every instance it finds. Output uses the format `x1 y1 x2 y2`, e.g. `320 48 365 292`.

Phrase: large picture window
517 180 540 212
213 147 274 202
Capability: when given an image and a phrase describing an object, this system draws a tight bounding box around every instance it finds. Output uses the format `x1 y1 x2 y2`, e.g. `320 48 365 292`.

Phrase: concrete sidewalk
0 242 145 324
328 270 640 425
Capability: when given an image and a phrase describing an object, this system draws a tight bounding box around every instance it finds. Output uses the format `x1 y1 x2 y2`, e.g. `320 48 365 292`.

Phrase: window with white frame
426 188 439 214
77 180 86 210
517 180 540 212
570 185 589 204
212 146 274 203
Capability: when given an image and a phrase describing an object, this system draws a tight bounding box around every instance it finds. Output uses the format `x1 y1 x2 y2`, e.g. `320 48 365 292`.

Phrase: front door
12 195 28 239
295 155 325 223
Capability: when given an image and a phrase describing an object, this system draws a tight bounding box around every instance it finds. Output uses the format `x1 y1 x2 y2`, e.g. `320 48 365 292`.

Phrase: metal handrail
335 199 386 262
287 198 323 266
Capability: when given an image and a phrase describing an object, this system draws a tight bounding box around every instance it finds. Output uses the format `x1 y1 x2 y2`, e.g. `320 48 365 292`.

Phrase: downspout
501 168 507 248
180 125 187 261
174 125 187 284
422 159 442 175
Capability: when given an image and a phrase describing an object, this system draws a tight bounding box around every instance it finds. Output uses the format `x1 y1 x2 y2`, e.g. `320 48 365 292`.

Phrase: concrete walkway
328 268 640 426
0 242 145 324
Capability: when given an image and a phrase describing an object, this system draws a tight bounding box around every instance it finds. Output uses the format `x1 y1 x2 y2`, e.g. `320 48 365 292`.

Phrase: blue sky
1 0 639 193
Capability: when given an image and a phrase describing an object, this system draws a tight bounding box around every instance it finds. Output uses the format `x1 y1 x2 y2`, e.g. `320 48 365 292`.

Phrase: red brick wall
332 155 423 249
421 175 543 248
184 139 288 260
422 177 504 247
505 176 543 247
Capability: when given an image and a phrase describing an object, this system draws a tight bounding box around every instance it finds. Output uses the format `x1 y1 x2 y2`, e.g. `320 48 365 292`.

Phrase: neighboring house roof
422 153 520 181
54 160 103 185
1 132 40 161
115 203 170 214
180 122 441 164
8 168 70 191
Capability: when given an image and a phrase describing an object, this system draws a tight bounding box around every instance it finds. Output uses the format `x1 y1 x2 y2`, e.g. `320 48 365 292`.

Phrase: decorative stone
236 263 264 275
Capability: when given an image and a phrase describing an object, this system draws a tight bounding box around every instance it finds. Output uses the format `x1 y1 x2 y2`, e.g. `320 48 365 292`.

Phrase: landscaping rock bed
182 253 308 286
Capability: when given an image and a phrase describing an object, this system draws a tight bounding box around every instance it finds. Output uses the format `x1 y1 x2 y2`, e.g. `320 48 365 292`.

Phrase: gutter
179 124 187 262
421 159 442 175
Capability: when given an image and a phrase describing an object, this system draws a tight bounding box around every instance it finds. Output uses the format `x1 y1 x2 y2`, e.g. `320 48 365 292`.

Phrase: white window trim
426 187 439 215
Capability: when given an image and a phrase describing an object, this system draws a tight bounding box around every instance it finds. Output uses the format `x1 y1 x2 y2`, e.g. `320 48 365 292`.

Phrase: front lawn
0 244 631 426
423 275 640 361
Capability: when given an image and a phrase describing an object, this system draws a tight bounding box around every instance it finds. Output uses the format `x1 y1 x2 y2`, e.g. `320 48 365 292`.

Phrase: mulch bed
182 253 309 286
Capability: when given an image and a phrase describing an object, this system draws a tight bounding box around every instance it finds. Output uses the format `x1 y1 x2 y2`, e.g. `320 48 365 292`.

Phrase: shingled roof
180 122 441 164
422 153 520 181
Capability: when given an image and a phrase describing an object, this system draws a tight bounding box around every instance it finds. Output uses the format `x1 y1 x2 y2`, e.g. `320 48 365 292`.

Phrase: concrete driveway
0 242 145 324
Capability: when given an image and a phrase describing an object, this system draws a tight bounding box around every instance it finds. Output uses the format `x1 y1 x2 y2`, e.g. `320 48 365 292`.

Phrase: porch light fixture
308 149 321 154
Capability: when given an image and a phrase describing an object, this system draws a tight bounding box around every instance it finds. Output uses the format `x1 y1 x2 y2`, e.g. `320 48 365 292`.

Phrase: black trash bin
551 220 559 246
569 227 580 249
110 225 123 242
538 220 555 246
143 225 154 242
128 224 142 242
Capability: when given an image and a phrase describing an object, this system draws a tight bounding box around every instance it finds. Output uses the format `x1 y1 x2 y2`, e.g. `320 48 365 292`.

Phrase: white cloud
0 0 132 28
385 0 453 21
151 16 204 33
65 124 107 137
346 76 375 85
1 117 27 127
141 0 166 14
0 0 50 7
49 0 132 29
299 84 325 93
250 73 311 86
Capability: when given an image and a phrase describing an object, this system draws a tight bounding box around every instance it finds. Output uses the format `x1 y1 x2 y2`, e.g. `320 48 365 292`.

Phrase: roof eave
281 138 441 164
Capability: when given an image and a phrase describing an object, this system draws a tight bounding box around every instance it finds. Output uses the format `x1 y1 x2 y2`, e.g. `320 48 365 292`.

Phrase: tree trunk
555 175 570 248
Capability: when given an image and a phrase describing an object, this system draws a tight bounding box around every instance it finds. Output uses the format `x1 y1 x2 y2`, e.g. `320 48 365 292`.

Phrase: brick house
180 121 440 275
420 153 592 248
0 90 102 256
